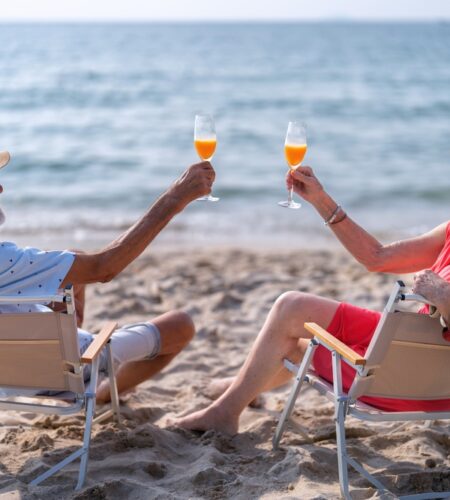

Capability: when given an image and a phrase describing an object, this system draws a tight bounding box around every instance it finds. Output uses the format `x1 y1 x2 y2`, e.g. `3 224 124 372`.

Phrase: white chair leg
75 397 94 490
332 352 351 500
31 358 101 490
331 352 390 497
273 340 318 449
30 448 85 487
75 357 100 491
105 342 121 423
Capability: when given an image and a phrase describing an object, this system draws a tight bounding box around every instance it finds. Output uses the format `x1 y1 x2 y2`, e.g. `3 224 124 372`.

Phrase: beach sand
0 248 449 499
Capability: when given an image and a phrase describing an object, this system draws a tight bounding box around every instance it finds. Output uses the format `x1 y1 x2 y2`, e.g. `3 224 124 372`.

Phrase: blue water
0 23 449 248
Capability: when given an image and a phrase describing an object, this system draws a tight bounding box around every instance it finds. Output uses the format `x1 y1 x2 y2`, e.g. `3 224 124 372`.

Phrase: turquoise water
0 23 449 248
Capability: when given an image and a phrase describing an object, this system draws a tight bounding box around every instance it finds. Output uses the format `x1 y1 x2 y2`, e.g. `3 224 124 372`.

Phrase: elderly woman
0 151 216 403
176 165 450 435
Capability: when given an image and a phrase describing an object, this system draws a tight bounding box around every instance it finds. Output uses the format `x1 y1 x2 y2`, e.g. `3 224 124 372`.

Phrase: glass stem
288 186 293 204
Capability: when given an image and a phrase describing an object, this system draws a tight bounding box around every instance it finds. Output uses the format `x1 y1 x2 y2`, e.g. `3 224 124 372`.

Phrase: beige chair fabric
349 310 450 401
0 290 120 491
0 311 84 393
0 312 85 394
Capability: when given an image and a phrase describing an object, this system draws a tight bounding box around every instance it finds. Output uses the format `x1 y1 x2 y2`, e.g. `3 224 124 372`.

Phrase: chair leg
105 342 121 423
75 357 100 491
332 352 351 500
30 357 101 490
273 340 318 449
335 399 351 500
30 448 85 487
75 396 95 490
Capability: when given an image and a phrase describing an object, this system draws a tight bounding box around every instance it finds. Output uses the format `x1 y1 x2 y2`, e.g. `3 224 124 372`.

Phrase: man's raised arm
62 161 215 286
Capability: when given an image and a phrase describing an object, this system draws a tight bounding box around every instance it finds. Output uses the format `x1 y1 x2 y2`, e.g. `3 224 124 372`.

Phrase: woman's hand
286 165 324 204
412 269 450 325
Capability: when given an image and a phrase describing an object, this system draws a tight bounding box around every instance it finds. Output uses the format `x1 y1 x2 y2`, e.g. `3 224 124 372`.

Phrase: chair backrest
0 305 85 395
349 309 450 401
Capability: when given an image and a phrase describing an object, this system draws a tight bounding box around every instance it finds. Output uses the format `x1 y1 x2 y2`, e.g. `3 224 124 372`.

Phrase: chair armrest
0 294 66 304
81 321 118 364
304 322 366 366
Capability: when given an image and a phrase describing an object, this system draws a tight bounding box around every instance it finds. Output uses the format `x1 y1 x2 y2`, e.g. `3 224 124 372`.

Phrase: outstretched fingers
291 166 315 184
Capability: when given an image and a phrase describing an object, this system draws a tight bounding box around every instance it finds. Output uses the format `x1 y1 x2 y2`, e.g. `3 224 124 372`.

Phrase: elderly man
0 150 215 403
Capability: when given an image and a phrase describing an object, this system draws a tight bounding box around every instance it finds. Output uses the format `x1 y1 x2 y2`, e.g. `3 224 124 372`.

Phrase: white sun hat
0 151 10 170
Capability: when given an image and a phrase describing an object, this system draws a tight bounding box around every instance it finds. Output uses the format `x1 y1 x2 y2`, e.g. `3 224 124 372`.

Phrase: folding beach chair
0 286 121 490
273 281 450 500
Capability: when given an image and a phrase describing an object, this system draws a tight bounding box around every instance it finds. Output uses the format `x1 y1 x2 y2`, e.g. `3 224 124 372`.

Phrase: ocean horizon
0 22 449 250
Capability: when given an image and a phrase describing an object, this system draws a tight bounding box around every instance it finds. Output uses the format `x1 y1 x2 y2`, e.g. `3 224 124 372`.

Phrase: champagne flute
278 121 307 209
194 114 219 202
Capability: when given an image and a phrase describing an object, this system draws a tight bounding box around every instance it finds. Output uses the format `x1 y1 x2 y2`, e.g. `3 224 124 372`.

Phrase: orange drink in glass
278 122 307 209
285 143 307 170
194 114 219 202
194 138 217 161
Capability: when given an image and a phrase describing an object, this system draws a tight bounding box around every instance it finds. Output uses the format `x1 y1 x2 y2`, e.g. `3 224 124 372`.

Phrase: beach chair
0 286 121 490
273 281 450 500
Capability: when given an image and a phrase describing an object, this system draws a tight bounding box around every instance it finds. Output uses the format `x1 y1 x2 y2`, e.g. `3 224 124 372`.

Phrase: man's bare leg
175 292 339 435
96 310 195 404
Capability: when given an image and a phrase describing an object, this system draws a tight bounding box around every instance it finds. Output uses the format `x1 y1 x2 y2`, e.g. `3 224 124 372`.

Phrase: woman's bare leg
175 292 340 435
205 338 310 401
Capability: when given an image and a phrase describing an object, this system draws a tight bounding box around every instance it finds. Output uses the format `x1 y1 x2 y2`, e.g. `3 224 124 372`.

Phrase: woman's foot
174 405 239 436
204 377 264 408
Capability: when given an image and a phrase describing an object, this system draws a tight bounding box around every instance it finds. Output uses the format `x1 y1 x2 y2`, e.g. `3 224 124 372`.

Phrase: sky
1 0 450 22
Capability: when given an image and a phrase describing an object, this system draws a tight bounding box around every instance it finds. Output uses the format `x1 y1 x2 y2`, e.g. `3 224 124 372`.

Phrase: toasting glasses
194 114 219 202
278 121 307 209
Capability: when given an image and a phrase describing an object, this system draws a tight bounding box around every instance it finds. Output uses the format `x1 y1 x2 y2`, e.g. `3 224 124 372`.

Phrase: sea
0 22 449 250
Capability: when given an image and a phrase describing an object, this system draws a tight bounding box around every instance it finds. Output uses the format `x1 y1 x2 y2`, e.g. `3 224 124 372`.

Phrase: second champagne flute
194 113 219 202
278 121 307 209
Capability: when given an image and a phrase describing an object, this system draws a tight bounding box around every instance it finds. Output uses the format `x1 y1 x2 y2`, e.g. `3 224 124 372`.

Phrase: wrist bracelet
331 211 347 225
324 205 341 226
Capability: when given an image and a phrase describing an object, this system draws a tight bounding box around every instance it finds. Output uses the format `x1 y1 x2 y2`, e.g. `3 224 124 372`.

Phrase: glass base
196 194 220 202
278 200 301 209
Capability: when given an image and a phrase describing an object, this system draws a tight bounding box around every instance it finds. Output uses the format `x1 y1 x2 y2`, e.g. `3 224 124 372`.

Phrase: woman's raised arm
288 166 447 274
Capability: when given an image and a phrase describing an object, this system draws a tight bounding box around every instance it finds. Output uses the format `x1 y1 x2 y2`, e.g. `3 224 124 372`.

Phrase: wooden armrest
81 321 118 364
304 322 366 366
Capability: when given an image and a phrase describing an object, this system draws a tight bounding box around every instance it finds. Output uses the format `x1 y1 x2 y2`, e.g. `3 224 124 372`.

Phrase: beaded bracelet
324 205 341 226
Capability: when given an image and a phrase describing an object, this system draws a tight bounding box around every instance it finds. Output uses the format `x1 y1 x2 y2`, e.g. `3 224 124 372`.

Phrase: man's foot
203 377 234 400
173 405 239 436
204 377 265 409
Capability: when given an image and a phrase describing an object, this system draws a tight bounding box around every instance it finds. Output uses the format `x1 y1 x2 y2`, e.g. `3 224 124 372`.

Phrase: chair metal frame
0 286 121 490
273 281 450 500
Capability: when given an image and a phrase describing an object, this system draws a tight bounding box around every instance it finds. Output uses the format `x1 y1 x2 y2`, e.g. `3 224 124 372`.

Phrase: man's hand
286 165 324 204
170 161 216 208
413 269 450 325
